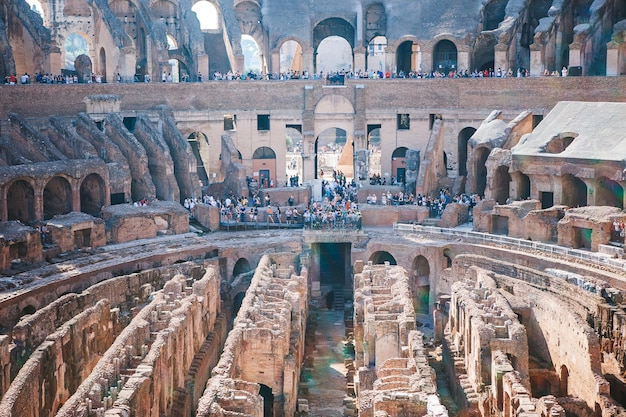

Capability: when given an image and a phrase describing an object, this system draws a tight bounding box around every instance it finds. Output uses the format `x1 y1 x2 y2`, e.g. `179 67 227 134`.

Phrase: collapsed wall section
196 253 308 417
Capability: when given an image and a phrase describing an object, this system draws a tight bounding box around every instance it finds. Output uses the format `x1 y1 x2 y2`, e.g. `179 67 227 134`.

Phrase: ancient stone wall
196 253 307 417
57 268 221 416
353 262 447 417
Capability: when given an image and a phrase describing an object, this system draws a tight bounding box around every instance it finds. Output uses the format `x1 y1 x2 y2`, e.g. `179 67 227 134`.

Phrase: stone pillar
71 179 81 213
302 47 314 75
34 183 44 221
606 39 622 76
375 321 400 369
302 85 316 182
271 49 280 74
197 53 209 81
457 45 471 72
384 46 395 73
568 41 582 69
494 43 508 72
530 43 544 77
120 47 137 82
353 46 366 72
421 44 433 73
234 54 245 74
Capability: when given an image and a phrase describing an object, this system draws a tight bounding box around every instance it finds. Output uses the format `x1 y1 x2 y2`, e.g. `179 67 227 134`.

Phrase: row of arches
5 173 106 224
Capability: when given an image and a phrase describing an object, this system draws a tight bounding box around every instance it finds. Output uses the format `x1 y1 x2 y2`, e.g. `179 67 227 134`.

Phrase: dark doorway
540 191 554 209
368 251 397 265
317 242 350 287
259 169 270 189
396 167 405 184
259 384 274 417
475 147 490 197
574 227 592 249
232 292 246 321
74 229 91 248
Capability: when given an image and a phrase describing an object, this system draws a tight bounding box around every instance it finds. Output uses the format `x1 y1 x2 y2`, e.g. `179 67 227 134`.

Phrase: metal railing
393 223 626 273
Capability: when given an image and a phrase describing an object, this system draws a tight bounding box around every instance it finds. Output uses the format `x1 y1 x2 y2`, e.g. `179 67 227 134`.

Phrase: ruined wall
353 262 447 417
197 253 308 417
57 268 222 416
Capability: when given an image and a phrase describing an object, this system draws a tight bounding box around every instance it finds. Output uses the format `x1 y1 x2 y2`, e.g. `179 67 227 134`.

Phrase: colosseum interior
1 0 626 416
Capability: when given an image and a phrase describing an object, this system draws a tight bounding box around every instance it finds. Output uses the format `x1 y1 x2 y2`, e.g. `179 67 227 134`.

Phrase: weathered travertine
196 254 307 417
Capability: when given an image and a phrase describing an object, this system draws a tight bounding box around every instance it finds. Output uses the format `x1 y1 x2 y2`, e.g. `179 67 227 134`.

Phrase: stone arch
252 146 277 188
152 0 178 19
396 39 417 75
433 39 458 74
259 383 274 417
314 95 354 115
475 147 490 197
368 251 397 265
596 177 623 209
561 174 587 208
493 165 511 204
80 173 106 215
192 0 220 31
364 2 386 42
64 32 91 71
313 17 355 72
458 127 476 176
512 172 531 200
232 257 251 277
367 35 387 73
472 32 494 71
285 126 303 185
279 39 304 73
367 126 381 179
315 128 347 180
392 147 408 184
7 179 36 224
411 255 430 314
187 132 209 186
43 176 72 220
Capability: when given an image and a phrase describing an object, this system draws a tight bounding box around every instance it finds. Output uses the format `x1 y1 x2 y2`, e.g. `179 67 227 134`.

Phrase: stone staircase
333 286 345 310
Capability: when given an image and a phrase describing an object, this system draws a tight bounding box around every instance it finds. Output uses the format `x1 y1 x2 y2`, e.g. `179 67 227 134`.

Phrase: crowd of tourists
365 188 480 219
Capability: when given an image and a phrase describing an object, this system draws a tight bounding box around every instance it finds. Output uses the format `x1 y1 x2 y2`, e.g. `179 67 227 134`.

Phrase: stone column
71 179 81 213
302 85 316 182
568 41 582 68
458 44 471 72
354 46 366 72
530 42 544 76
384 46 395 73
271 49 280 74
420 43 433 74
494 43 509 72
34 181 44 221
302 47 314 76
605 39 622 76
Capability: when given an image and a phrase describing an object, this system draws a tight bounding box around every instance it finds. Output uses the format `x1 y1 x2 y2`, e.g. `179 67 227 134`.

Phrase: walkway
298 309 349 416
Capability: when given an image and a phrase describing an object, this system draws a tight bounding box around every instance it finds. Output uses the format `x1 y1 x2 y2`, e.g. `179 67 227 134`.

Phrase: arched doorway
411 255 430 314
252 147 277 188
433 39 458 75
259 384 274 417
80 173 106 215
596 177 623 209
285 126 303 186
475 147 490 197
99 47 107 81
315 128 347 180
561 174 587 208
280 40 303 74
43 176 72 220
443 248 454 267
7 180 36 224
367 36 387 73
367 126 381 180
187 132 209 186
458 127 476 176
493 165 511 204
513 172 531 200
560 365 569 397
241 34 262 75
64 32 90 71
368 251 397 265
192 0 219 30
396 40 416 75
313 18 355 73
391 147 408 185
233 257 251 277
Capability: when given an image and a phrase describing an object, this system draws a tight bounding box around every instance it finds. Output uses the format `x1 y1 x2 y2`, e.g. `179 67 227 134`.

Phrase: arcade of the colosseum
1 0 626 415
